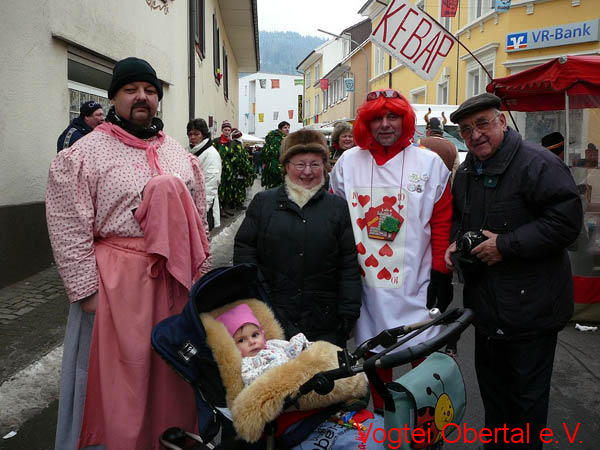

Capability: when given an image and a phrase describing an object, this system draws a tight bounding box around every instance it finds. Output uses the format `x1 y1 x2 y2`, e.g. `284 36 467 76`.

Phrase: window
212 14 220 80
439 1 450 31
306 99 311 117
467 62 494 97
437 80 449 104
410 86 426 104
223 50 229 99
470 0 491 21
342 35 351 57
305 70 311 87
323 91 327 111
315 94 320 114
314 63 320 85
194 0 205 58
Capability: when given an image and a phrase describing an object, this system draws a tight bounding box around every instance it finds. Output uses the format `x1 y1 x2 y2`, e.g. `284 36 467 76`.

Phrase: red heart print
356 217 367 230
377 267 391 280
356 242 366 255
358 195 370 207
379 243 393 257
359 266 365 278
383 196 397 206
352 201 358 207
393 267 399 273
365 254 379 268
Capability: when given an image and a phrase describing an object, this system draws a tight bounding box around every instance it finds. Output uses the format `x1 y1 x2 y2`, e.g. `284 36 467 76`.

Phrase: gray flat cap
450 93 502 123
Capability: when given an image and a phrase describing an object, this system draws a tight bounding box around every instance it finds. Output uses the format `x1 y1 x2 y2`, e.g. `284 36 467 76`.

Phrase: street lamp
317 28 370 119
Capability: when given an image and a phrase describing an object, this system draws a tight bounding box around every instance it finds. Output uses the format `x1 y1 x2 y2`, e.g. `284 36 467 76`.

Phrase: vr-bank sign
370 0 455 81
506 19 600 52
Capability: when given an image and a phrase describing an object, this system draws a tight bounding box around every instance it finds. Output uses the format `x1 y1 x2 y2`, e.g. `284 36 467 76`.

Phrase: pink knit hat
216 303 262 337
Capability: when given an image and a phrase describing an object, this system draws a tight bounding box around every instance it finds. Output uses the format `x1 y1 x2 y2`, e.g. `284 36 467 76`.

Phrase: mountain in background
259 31 326 75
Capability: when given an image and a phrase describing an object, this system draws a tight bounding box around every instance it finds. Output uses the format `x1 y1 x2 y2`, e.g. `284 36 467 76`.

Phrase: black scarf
105 106 164 139
192 137 214 156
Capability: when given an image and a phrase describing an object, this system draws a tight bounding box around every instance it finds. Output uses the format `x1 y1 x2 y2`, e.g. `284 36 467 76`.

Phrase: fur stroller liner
152 264 366 444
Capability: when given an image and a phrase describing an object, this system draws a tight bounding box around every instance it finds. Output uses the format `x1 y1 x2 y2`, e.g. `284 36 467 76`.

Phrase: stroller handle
376 307 473 370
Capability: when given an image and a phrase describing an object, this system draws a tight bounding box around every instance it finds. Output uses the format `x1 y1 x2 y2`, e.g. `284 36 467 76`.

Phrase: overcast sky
257 0 370 37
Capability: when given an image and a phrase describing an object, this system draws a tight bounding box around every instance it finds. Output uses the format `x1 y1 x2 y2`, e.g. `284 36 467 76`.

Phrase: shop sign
506 19 599 53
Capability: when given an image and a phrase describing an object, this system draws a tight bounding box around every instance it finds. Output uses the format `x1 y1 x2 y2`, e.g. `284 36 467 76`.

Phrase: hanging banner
298 95 303 123
258 113 264 122
288 109 294 119
271 79 280 88
319 78 329 90
344 78 355 92
370 0 455 81
441 0 459 17
495 0 511 11
294 79 304 86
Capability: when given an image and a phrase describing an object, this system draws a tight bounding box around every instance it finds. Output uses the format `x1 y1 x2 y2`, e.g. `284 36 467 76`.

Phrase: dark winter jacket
233 185 361 346
452 128 582 338
56 117 92 152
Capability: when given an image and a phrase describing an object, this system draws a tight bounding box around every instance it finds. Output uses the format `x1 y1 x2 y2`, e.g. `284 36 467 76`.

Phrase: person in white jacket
187 118 222 230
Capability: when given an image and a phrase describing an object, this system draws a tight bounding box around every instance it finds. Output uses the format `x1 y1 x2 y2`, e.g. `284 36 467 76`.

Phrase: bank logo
506 32 528 50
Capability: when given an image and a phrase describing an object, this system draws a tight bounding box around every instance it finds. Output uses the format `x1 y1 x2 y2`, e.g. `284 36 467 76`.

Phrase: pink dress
47 124 211 449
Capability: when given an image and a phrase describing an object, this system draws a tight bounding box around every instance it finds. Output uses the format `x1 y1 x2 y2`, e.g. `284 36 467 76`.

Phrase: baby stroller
152 264 473 449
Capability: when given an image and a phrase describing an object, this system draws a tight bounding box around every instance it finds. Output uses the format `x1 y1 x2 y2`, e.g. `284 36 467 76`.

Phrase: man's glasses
366 90 401 101
458 112 500 139
289 162 323 171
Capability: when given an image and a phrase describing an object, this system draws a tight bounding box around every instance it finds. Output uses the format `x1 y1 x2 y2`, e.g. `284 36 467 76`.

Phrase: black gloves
426 269 453 312
338 317 356 340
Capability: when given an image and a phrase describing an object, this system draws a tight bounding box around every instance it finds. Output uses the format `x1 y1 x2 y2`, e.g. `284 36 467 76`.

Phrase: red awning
486 55 600 111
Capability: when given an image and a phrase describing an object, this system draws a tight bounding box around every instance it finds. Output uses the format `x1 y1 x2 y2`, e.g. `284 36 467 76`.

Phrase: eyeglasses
458 113 501 139
366 90 401 101
289 162 323 171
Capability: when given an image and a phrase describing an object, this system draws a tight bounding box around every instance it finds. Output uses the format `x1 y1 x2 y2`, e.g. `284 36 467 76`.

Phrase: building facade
0 0 259 287
238 72 304 138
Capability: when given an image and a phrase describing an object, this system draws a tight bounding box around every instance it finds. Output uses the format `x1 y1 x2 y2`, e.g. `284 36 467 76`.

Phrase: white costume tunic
241 333 310 386
329 145 450 349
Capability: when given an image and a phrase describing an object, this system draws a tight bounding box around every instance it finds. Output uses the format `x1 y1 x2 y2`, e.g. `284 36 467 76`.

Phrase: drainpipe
188 0 196 120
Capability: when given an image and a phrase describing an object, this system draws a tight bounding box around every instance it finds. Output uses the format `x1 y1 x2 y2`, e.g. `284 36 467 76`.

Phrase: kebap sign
506 19 599 52
370 0 455 81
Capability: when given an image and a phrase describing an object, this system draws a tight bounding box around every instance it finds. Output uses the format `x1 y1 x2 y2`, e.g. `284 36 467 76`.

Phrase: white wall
0 0 246 206
238 73 303 138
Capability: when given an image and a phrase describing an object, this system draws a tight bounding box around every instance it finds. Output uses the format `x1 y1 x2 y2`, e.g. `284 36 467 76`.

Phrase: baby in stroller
216 303 311 386
153 264 472 450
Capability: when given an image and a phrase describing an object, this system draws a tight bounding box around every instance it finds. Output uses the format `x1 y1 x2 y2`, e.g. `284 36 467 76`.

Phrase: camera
455 231 488 263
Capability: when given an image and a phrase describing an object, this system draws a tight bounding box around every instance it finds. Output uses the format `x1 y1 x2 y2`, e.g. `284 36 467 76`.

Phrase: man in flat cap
57 100 105 151
419 109 459 184
48 56 210 449
445 93 582 448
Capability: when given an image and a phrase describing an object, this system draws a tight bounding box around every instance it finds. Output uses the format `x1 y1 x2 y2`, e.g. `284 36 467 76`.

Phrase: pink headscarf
216 304 262 337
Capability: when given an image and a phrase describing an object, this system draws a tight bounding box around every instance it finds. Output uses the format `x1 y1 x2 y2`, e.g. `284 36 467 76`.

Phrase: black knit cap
79 101 103 117
108 57 163 100
450 93 502 123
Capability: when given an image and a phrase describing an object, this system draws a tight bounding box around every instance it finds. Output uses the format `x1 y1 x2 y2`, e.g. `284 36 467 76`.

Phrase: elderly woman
234 129 361 346
330 121 354 164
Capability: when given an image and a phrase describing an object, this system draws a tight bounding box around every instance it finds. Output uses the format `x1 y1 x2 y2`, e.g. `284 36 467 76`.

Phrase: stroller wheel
160 426 215 450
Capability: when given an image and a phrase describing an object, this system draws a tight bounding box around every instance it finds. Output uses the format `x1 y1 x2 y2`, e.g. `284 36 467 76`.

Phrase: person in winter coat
329 89 453 410
260 121 290 188
445 93 583 449
57 101 105 152
234 128 361 346
330 121 354 165
188 118 222 230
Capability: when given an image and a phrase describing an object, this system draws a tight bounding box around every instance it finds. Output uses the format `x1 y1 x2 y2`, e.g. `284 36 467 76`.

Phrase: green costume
261 129 285 188
213 137 236 209
231 139 255 207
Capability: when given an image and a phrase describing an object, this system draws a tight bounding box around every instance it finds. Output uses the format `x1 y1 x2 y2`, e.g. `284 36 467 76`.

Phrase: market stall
487 55 600 322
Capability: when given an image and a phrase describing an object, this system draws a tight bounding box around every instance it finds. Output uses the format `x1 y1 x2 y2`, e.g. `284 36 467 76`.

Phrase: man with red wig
329 89 453 410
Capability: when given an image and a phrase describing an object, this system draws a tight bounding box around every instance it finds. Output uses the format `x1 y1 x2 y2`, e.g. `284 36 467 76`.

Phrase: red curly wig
353 90 416 165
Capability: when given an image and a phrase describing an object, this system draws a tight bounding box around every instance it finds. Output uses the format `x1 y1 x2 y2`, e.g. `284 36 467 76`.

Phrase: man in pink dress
47 57 211 449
